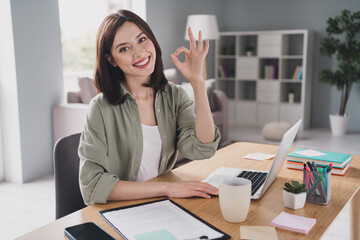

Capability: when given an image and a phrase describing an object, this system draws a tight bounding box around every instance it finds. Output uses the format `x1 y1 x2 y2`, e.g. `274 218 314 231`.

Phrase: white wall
147 0 224 82
221 0 360 131
147 0 360 131
0 0 63 183
0 0 23 182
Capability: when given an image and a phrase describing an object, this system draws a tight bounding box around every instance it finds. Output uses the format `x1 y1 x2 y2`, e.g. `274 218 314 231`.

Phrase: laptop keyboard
237 171 268 196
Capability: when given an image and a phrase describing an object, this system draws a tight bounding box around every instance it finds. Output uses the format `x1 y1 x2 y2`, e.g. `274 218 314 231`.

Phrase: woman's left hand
171 27 209 85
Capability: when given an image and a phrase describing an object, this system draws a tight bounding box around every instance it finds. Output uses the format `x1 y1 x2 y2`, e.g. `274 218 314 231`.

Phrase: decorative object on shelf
319 9 360 136
185 14 219 80
288 87 295 104
283 180 307 210
244 46 255 56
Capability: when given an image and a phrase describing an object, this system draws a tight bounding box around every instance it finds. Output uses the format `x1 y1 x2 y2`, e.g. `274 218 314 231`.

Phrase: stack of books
292 66 303 80
286 148 352 176
264 65 276 79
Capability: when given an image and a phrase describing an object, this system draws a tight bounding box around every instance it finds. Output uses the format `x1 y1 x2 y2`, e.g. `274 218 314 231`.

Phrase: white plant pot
329 114 350 136
283 190 306 210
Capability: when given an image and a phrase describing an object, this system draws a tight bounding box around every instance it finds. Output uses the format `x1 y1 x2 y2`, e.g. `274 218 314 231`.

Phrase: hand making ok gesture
171 27 209 85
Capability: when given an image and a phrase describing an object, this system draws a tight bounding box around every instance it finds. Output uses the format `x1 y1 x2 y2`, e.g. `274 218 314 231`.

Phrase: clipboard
99 199 230 240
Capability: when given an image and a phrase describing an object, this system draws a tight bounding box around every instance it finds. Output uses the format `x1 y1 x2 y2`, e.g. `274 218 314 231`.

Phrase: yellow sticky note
240 226 278 240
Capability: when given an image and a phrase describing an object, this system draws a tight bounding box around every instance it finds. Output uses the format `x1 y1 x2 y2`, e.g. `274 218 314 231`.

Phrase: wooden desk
17 142 360 240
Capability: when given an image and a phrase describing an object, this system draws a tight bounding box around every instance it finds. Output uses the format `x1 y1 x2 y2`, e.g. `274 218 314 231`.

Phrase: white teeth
134 57 149 66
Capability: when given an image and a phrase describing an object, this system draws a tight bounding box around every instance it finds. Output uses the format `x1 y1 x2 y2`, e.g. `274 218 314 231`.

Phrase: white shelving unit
215 30 314 129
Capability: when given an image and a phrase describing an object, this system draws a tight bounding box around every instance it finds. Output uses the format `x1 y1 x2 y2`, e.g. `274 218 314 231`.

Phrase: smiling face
107 21 156 81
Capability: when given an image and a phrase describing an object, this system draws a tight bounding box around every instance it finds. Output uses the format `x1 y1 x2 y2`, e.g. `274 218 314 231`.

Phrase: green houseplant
282 180 306 209
319 9 360 135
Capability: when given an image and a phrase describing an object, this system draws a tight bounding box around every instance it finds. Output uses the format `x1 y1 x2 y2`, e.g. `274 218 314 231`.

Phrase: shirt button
157 109 160 113
162 135 167 140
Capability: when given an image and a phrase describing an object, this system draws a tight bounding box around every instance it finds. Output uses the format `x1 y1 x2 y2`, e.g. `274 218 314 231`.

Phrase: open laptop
203 119 302 200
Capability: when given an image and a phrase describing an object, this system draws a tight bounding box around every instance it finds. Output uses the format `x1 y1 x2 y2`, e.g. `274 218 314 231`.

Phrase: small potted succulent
244 46 255 56
283 180 307 209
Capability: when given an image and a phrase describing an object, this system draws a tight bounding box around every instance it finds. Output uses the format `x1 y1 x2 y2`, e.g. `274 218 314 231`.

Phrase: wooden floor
1 127 359 240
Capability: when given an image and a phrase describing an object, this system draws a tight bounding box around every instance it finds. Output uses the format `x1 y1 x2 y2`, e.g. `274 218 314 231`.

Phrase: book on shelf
264 65 276 79
218 64 229 78
287 148 352 168
271 212 316 235
286 160 351 176
292 66 303 80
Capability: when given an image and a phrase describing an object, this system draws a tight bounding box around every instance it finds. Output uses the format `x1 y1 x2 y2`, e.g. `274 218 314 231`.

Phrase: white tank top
136 124 162 182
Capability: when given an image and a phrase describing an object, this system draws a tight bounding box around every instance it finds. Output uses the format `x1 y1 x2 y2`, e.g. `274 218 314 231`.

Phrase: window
58 0 146 99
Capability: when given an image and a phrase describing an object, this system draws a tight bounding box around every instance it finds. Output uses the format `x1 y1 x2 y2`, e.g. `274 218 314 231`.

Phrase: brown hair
94 10 167 105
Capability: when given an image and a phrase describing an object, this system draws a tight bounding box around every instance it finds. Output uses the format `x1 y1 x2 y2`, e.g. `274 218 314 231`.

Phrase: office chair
53 133 86 219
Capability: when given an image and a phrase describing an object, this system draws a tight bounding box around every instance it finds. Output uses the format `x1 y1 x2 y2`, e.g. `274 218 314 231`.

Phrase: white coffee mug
219 178 252 223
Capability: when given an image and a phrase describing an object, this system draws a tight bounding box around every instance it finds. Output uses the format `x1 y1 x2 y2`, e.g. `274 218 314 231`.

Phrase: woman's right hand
166 181 218 199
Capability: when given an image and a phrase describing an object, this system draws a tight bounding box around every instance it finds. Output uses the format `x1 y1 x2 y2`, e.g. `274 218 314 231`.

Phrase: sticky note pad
244 153 275 161
270 212 316 234
294 149 326 157
134 229 177 240
240 226 278 240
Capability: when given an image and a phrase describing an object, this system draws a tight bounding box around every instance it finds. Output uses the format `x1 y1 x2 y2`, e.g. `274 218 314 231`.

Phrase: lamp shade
184 14 219 41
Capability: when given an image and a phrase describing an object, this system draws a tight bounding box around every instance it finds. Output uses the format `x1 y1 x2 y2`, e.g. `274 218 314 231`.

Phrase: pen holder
303 169 331 205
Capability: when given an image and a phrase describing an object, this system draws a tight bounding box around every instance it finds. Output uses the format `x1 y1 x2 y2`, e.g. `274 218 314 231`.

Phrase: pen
307 176 320 197
184 236 209 240
312 161 318 172
306 164 321 196
307 176 327 202
318 167 326 193
307 161 314 171
305 165 310 189
327 163 333 173
323 167 328 194
311 161 327 196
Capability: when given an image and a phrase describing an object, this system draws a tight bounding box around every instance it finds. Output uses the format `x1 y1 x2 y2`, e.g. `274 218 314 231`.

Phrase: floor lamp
185 14 219 80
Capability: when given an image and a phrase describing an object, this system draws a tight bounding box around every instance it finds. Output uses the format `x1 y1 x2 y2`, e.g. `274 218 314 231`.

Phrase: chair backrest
53 133 86 219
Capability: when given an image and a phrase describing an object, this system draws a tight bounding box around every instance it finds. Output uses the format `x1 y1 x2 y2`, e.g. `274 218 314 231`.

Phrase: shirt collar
119 82 168 102
119 83 136 101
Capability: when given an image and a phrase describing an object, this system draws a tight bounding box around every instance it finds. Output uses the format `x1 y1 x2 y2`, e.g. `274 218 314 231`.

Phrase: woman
79 9 221 205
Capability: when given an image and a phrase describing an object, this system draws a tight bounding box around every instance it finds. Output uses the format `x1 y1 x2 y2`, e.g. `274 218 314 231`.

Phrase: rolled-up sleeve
78 100 119 205
175 86 221 160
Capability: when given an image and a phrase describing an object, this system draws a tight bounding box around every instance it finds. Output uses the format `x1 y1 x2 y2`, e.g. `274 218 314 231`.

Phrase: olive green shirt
78 82 221 205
